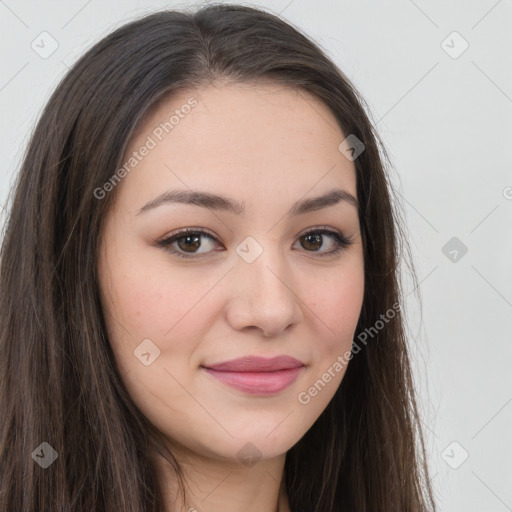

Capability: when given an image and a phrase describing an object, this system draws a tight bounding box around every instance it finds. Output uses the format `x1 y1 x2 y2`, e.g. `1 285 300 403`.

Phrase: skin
98 80 365 512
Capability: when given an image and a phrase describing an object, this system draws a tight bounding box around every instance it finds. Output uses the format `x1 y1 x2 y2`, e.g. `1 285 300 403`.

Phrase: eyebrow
136 187 358 217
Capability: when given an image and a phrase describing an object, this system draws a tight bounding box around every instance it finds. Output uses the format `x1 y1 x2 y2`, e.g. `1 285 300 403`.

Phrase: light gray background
1 1 511 510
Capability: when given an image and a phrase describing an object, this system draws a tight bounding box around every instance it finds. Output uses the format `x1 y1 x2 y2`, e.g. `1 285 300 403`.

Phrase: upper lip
202 355 304 372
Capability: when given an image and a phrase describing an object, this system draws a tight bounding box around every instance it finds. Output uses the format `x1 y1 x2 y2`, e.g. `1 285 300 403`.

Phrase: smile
202 367 304 394
201 355 306 395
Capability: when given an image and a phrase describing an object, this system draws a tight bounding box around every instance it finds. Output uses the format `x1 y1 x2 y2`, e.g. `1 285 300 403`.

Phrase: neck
154 446 290 512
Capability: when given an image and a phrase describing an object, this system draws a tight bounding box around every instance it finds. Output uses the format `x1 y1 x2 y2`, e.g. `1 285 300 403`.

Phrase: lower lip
202 367 304 395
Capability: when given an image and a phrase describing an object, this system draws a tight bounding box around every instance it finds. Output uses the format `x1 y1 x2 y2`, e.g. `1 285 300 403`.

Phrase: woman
0 4 436 511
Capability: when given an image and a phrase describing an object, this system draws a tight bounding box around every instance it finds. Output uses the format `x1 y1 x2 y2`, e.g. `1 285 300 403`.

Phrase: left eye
157 227 352 260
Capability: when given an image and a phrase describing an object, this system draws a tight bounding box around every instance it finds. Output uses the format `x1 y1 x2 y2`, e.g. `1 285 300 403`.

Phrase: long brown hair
0 4 436 511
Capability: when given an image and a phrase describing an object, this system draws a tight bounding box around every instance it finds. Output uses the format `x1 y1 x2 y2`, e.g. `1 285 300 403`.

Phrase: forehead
116 81 357 212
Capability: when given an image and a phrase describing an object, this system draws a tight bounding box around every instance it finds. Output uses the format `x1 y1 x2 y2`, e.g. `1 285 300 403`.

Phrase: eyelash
156 227 353 260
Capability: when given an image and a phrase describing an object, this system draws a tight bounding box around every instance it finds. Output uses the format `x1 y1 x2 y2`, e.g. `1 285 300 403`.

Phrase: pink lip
202 356 305 395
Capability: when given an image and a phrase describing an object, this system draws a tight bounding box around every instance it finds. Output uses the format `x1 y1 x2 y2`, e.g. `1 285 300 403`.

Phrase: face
98 81 365 466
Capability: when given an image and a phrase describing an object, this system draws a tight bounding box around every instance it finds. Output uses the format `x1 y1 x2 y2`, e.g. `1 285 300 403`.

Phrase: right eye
157 228 223 260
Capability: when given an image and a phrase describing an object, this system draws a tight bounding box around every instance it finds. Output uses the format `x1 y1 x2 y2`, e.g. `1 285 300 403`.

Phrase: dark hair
0 4 436 511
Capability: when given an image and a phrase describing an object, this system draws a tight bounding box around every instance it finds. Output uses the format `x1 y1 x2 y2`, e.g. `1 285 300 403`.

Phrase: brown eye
301 233 323 251
157 229 220 259
176 234 201 253
294 229 352 257
157 227 352 260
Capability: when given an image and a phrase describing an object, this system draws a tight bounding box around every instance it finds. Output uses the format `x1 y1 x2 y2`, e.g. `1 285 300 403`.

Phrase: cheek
308 259 365 343
314 275 363 332
99 255 210 431
302 258 364 396
100 242 204 339
99 239 228 386
293 265 364 416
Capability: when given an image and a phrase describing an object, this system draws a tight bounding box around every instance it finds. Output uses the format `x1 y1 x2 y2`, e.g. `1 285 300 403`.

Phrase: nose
225 247 304 337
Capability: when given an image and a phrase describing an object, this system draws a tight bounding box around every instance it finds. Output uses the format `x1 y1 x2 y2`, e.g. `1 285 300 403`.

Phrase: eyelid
156 226 217 244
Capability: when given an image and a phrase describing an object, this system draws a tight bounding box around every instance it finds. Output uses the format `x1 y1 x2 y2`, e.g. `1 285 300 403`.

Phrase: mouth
201 355 305 395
